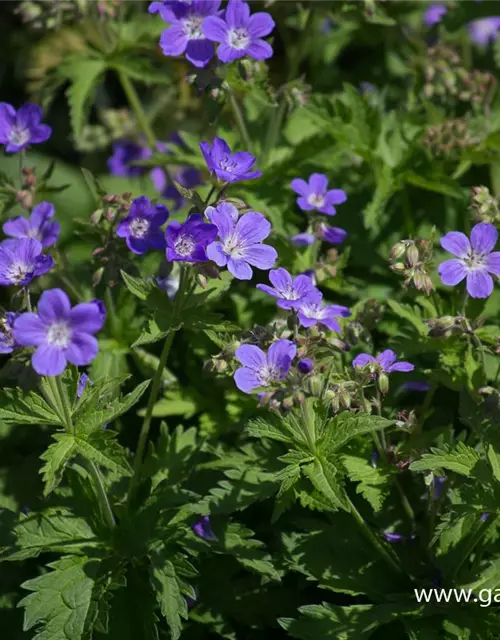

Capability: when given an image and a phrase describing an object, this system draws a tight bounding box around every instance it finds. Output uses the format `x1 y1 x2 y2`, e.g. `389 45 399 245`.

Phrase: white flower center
258 364 281 385
223 233 245 258
227 28 250 50
174 235 196 257
46 322 71 348
130 217 150 239
7 262 30 284
465 251 487 271
307 193 325 208
8 127 30 147
219 155 238 173
183 15 204 39
0 319 14 347
301 303 323 320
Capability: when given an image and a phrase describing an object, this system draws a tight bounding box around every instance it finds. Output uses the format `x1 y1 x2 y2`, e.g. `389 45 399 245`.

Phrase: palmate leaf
2 508 100 561
320 412 394 454
341 454 393 512
302 457 350 512
74 431 132 476
73 380 150 433
19 555 102 640
40 433 78 496
410 443 481 476
0 388 61 426
149 550 188 640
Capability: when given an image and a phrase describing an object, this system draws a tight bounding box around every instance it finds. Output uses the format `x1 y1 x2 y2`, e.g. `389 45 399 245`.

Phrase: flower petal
486 252 500 275
290 178 310 196
466 269 494 298
388 361 415 373
160 24 188 56
267 339 296 373
248 12 275 37
268 268 292 292
438 259 467 286
210 207 236 241
3 216 31 239
206 241 228 267
440 231 471 258
234 212 271 246
225 0 250 27
309 173 328 195
70 302 106 333
228 257 253 279
377 349 397 370
235 344 266 369
234 367 262 393
32 344 67 376
246 39 273 60
185 39 214 67
216 42 243 62
202 15 228 41
37 289 71 323
13 313 46 346
470 222 498 254
65 332 99 366
353 353 376 368
240 244 277 270
297 196 315 211
325 189 347 205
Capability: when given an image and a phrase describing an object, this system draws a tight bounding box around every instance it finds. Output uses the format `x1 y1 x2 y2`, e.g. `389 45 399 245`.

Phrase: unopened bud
282 396 294 410
90 209 104 226
104 208 116 222
378 373 390 395
390 242 407 260
406 245 419 268
307 376 323 396
92 267 104 287
390 262 406 273
16 190 33 210
330 338 350 352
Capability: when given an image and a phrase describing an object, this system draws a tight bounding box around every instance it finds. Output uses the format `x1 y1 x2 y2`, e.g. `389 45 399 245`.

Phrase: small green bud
378 373 389 395
406 245 419 268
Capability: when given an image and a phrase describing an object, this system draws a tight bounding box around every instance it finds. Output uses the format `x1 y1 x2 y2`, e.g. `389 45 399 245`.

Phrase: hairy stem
118 70 157 149
228 90 252 152
55 375 74 434
84 459 116 529
450 515 496 582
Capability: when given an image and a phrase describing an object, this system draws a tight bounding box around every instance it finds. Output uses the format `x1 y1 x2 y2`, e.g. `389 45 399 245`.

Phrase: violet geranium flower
319 224 347 245
13 289 105 376
423 4 447 26
158 0 221 68
468 17 500 46
108 140 152 178
203 0 275 63
297 358 313 374
0 312 19 354
257 268 316 310
296 290 351 331
438 223 500 299
205 201 239 224
290 232 316 247
352 350 414 374
291 174 347 215
0 238 53 287
192 516 218 541
3 202 60 248
0 103 51 153
200 137 262 183
166 214 218 262
234 339 297 393
116 196 169 255
207 209 277 280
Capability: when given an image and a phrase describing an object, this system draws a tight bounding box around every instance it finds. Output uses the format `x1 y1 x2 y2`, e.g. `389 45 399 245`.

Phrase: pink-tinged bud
90 209 103 226
406 245 419 268
16 190 33 210
92 247 105 257
92 267 104 287
104 208 116 222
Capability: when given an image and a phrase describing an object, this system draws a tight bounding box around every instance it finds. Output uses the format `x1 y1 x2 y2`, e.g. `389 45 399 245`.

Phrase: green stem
49 376 116 529
471 331 488 380
347 496 405 576
450 515 496 582
300 400 316 453
228 90 252 152
261 99 287 167
204 184 216 207
494 359 500 385
118 70 157 148
461 290 469 316
19 150 25 186
84 459 116 529
127 268 189 504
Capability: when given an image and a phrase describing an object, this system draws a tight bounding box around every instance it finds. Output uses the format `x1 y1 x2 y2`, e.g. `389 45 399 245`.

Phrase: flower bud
90 209 104 226
378 373 389 395
390 242 407 260
390 262 406 273
92 267 104 287
307 376 323 396
298 358 313 374
406 245 419 268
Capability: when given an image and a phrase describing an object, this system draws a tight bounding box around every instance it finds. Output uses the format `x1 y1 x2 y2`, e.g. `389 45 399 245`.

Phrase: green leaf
247 417 296 445
61 57 107 139
3 509 100 561
40 433 77 496
386 299 429 336
121 270 154 300
321 412 394 454
149 553 187 640
73 380 150 433
145 424 202 489
302 458 349 512
218 522 281 581
403 171 464 199
341 454 392 512
0 388 61 426
363 165 395 235
75 431 132 476
487 443 500 483
20 555 101 640
410 443 480 476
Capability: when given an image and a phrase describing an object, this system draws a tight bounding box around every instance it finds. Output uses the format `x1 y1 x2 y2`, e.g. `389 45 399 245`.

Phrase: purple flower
359 81 376 94
116 196 169 255
192 516 218 541
291 232 315 247
3 202 60 248
319 224 347 245
468 17 500 45
203 0 274 63
291 174 347 216
256 268 316 310
207 208 277 280
353 349 414 374
438 223 500 299
166 214 217 262
423 4 447 26
13 290 105 376
0 238 53 287
297 358 313 374
158 0 221 68
0 103 51 153
296 290 350 332
0 312 19 354
399 381 431 393
383 532 416 543
205 201 239 224
156 273 180 298
371 449 379 468
481 512 490 521
234 339 297 393
200 137 262 183
151 166 202 210
108 140 152 178
433 476 447 500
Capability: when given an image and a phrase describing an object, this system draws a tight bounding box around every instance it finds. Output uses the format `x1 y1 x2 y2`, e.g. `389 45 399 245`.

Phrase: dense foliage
4 1 500 638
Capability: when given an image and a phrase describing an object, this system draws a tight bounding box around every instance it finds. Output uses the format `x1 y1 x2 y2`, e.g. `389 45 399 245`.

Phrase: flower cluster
151 0 275 67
